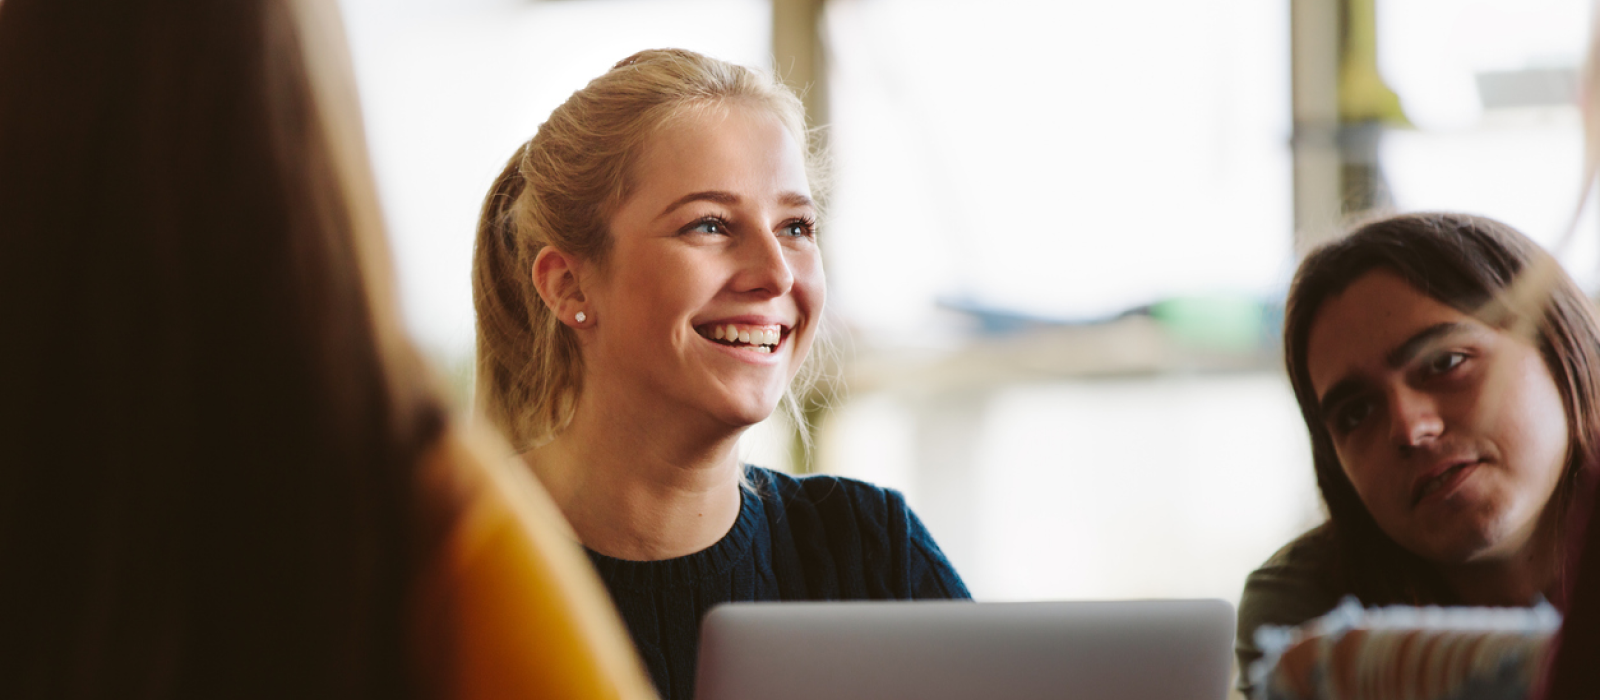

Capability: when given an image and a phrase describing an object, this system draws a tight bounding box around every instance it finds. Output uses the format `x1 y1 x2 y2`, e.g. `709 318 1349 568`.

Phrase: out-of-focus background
337 0 1595 606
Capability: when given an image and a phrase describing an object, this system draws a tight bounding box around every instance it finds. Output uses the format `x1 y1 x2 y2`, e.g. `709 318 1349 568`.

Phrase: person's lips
1411 458 1482 506
693 317 791 355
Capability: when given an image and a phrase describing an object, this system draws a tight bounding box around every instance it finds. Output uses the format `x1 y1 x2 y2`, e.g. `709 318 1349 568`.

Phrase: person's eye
684 217 730 236
1426 351 1466 375
778 217 815 239
1331 399 1374 435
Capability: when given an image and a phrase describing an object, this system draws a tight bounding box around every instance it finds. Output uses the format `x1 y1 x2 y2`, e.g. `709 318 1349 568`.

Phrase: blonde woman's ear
530 247 590 327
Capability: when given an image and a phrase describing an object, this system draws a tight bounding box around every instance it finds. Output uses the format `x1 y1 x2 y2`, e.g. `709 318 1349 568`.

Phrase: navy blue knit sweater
585 466 971 700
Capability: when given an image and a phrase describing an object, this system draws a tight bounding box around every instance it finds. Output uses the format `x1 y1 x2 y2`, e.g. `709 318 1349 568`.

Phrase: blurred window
820 0 1314 604
1377 0 1597 286
824 0 1293 335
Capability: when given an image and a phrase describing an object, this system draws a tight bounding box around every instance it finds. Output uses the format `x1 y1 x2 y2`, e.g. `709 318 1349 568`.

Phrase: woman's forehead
621 104 811 216
1304 270 1481 393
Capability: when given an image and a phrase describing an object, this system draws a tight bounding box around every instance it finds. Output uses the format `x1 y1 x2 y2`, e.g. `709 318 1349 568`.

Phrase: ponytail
472 144 583 449
471 48 815 451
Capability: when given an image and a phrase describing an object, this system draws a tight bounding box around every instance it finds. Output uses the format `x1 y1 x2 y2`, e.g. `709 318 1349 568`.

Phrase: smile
695 322 786 354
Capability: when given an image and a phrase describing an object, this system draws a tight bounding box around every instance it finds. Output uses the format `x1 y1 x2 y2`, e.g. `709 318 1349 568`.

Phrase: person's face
1306 269 1568 565
581 103 822 430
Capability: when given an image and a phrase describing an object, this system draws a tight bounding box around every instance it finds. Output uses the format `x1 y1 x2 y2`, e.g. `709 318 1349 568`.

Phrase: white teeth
756 346 771 353
701 323 784 348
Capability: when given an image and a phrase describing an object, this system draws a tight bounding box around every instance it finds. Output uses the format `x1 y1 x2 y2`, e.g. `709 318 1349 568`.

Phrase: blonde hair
473 48 824 451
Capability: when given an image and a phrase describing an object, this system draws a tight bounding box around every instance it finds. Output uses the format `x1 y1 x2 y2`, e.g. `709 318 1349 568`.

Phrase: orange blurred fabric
414 426 658 700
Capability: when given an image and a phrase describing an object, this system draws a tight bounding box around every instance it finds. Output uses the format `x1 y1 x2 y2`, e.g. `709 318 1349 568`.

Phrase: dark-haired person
0 0 653 698
1234 212 1600 695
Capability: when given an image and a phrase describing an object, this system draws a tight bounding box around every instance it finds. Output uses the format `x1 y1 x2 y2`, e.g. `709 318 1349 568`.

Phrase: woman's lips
1411 459 1481 506
694 322 788 353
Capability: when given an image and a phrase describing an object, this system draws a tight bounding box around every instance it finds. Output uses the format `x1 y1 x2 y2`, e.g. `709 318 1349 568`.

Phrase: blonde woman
0 0 653 698
474 48 970 700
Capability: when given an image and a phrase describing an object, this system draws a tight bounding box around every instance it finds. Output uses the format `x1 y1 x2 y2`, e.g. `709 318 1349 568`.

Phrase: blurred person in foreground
1536 4 1600 697
473 48 970 700
0 0 654 698
1234 212 1600 696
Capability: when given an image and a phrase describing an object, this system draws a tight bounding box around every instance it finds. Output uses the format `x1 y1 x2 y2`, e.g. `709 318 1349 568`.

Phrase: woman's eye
1332 400 1373 434
686 218 729 236
778 219 815 238
1426 352 1466 375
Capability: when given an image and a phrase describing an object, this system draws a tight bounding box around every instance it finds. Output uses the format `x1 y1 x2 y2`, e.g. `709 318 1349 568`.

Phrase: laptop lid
695 599 1235 700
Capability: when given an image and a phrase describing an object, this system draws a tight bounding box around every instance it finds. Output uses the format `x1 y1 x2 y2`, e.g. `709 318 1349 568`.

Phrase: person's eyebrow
779 191 814 209
658 190 739 220
1384 322 1466 369
1315 322 1467 418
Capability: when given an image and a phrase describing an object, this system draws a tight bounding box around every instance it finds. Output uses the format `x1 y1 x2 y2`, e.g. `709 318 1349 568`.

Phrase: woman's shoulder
744 466 970 600
1235 523 1348 696
742 466 920 553
1242 523 1344 616
746 466 910 519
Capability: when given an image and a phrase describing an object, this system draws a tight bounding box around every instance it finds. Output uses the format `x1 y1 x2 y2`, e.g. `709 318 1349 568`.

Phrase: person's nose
733 226 794 297
1388 386 1443 452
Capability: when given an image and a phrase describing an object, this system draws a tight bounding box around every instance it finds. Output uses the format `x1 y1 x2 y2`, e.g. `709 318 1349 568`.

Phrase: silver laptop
695 599 1235 700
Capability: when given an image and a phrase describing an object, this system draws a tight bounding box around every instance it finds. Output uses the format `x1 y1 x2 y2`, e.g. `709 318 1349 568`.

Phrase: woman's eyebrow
1315 322 1469 417
779 191 814 208
657 190 813 222
1384 322 1468 369
657 190 739 219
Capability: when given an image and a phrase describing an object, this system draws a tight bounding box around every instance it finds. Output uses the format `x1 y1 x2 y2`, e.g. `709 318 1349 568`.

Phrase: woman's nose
1389 387 1443 450
734 228 794 296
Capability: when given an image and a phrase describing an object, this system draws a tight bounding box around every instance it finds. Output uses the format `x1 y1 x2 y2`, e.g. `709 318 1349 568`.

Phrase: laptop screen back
695 599 1235 700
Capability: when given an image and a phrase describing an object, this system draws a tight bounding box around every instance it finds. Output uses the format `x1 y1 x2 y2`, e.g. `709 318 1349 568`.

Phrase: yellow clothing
414 426 657 700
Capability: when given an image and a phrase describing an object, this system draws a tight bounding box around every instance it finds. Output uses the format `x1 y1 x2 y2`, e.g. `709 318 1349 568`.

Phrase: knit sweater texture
586 466 972 700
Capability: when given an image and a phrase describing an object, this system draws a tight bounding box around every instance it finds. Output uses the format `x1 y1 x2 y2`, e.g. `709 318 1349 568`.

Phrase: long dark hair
0 0 446 697
1283 212 1600 605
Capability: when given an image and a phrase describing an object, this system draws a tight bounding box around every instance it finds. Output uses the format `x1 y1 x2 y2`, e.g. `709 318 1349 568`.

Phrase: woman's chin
706 395 785 432
1406 514 1518 565
1413 533 1496 566
720 406 781 431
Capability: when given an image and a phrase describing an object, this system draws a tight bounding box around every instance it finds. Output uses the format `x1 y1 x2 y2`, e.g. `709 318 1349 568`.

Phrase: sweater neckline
584 469 765 590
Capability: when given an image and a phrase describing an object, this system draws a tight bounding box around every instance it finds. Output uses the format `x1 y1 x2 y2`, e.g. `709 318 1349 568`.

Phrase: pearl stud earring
575 311 587 323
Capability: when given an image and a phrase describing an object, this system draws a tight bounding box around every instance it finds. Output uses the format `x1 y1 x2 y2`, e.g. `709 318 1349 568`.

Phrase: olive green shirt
1235 525 1345 698
1237 523 1549 697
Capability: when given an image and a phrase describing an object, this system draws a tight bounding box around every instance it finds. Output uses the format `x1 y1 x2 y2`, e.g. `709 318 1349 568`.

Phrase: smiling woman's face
1306 269 1568 565
578 101 823 430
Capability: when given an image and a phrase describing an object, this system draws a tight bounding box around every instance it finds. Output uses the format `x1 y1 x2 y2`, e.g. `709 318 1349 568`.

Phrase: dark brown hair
0 0 446 696
1283 212 1600 605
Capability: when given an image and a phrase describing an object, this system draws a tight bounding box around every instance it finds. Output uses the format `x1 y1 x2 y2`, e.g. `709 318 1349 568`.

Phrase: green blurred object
1148 295 1270 353
1338 0 1409 126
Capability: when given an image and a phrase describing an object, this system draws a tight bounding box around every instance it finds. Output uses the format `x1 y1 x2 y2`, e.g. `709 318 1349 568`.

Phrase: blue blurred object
938 293 1284 355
